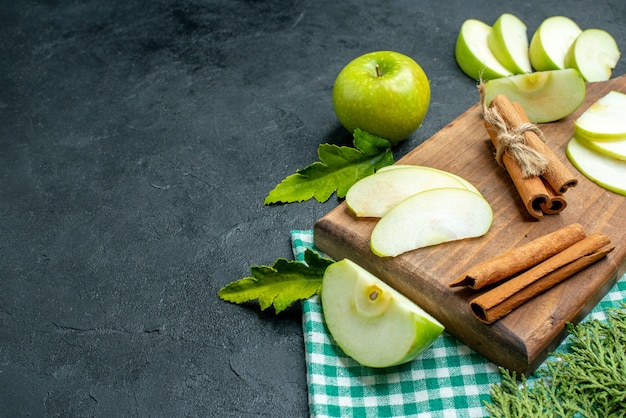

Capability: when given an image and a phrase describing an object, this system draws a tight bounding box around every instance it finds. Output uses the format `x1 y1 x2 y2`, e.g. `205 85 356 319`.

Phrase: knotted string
478 82 549 178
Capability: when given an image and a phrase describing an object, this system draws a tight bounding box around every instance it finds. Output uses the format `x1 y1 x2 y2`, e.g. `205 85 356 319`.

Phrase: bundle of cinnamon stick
480 90 578 219
449 223 614 324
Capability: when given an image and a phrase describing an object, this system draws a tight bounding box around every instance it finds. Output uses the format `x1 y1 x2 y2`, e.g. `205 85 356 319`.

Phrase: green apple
529 16 582 71
370 187 493 257
346 165 468 217
488 13 532 74
320 258 444 368
378 165 482 195
575 135 626 161
566 136 626 196
574 91 626 141
564 29 621 82
483 69 586 123
455 19 513 80
332 51 430 145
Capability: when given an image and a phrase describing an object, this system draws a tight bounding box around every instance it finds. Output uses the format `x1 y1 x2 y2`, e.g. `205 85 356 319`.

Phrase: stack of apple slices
346 165 493 257
456 14 620 83
566 91 626 196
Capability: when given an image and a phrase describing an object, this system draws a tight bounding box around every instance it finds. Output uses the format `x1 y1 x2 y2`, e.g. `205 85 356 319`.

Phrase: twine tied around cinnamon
478 81 549 178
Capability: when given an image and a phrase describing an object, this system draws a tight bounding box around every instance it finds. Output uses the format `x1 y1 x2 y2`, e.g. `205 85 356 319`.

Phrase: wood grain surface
314 74 626 375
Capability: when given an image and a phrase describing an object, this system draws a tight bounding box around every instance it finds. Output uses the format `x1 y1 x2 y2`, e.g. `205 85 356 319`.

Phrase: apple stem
369 290 379 301
375 64 381 78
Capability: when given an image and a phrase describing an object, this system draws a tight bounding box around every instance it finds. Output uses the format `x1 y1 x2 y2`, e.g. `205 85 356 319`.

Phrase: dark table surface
2 0 625 416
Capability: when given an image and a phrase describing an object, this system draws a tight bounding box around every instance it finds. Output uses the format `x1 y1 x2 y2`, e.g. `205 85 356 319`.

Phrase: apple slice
346 166 467 217
455 19 513 80
488 13 532 74
529 16 582 71
377 165 482 195
564 29 620 82
483 69 586 123
575 135 626 161
370 188 493 257
566 136 626 196
574 91 626 141
320 258 444 368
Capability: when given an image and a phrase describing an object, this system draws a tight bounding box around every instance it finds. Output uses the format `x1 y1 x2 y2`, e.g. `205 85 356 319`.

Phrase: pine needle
485 303 626 417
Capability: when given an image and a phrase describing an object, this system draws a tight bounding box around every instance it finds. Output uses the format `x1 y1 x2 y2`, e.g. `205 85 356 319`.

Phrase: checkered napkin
291 230 626 418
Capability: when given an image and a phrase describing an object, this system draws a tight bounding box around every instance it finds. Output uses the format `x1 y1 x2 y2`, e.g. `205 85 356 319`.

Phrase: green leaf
485 303 626 417
218 249 334 314
264 129 394 204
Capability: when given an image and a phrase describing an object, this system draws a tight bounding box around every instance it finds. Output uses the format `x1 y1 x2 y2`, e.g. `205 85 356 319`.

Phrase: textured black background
2 1 625 416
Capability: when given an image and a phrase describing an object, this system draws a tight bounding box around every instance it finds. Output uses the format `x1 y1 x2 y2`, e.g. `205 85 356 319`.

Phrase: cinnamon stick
482 94 578 218
486 136 549 219
469 232 613 324
538 179 568 215
508 101 578 194
450 223 587 289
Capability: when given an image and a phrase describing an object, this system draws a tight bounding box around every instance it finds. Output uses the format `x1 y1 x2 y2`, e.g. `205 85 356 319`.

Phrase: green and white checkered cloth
291 229 626 418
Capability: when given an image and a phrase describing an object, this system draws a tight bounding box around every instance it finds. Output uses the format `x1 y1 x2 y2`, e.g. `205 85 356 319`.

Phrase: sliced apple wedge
574 91 626 141
377 165 482 195
488 13 532 74
575 135 626 161
529 16 582 71
346 166 467 217
320 258 444 368
566 137 626 196
483 69 586 123
370 188 493 257
564 29 620 82
455 19 513 81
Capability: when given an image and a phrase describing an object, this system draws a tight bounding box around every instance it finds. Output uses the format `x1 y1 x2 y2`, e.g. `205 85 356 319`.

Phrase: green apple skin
320 258 444 368
455 19 513 81
564 29 621 82
332 51 430 145
483 69 586 123
488 13 532 74
529 16 582 71
566 137 626 196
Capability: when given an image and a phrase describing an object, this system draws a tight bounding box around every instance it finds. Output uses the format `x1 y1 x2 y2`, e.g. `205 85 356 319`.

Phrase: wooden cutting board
314 74 626 375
